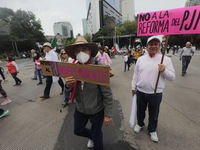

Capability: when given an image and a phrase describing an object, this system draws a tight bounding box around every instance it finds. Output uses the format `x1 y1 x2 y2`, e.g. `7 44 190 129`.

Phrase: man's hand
64 76 76 88
132 90 136 96
158 64 166 72
104 116 112 126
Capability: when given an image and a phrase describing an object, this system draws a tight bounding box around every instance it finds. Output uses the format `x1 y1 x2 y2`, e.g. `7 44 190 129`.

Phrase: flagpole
154 35 170 94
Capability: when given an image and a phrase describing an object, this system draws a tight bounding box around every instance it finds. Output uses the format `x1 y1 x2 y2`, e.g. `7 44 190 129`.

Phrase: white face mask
76 51 90 64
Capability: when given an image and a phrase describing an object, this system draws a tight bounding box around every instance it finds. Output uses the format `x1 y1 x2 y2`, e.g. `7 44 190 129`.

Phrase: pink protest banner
137 6 200 36
40 60 110 86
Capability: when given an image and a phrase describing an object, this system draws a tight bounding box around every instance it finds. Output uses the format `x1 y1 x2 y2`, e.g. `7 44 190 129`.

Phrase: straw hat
65 36 98 59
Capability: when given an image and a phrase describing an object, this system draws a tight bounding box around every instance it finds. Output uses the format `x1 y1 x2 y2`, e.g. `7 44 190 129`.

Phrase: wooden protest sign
137 6 200 36
40 60 110 86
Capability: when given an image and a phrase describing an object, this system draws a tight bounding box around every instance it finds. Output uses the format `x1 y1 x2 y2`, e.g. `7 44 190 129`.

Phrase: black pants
11 72 22 85
124 62 130 72
0 80 7 98
182 56 192 74
74 108 104 150
136 90 162 132
44 76 64 96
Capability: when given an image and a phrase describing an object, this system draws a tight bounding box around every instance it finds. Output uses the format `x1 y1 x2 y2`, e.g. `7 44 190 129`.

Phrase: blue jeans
136 90 162 132
36 69 43 83
64 88 70 103
74 108 104 150
33 68 37 79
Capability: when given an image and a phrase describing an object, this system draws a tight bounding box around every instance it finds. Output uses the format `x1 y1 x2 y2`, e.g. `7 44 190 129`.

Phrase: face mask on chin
76 51 90 64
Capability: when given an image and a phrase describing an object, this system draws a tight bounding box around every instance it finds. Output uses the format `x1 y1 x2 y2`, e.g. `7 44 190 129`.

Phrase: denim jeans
33 68 37 79
36 69 43 83
64 88 70 103
74 108 104 150
136 90 162 132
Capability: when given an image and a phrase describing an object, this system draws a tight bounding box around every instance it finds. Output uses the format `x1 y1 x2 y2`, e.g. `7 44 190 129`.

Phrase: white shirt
45 50 58 61
131 54 175 94
123 55 128 62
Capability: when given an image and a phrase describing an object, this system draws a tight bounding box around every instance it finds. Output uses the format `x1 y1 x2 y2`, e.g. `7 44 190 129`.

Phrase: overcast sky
1 0 187 36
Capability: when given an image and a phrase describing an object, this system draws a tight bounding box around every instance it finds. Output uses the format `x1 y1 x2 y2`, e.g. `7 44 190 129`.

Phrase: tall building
185 0 200 6
82 18 88 35
53 22 73 38
85 0 135 35
86 0 122 35
121 0 135 22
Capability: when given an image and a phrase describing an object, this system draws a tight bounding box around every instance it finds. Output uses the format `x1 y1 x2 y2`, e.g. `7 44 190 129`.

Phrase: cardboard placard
40 60 110 86
137 6 200 36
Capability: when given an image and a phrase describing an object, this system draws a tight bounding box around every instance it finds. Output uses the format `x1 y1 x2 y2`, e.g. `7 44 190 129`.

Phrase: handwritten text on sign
137 6 200 36
40 60 110 86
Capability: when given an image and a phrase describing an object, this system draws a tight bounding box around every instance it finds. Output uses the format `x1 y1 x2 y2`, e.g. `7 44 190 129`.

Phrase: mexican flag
51 36 57 49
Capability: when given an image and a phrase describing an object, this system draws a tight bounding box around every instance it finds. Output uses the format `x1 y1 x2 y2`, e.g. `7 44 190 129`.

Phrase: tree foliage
0 7 46 54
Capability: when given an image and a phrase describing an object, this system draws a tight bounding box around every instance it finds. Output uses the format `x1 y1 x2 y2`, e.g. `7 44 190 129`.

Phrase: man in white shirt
131 36 175 142
40 42 64 99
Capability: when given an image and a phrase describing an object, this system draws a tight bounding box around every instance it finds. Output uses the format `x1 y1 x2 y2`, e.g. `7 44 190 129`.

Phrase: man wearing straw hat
131 36 175 142
64 36 113 150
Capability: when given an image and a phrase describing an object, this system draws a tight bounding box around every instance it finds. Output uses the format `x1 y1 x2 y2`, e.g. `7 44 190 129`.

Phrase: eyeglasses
61 53 67 55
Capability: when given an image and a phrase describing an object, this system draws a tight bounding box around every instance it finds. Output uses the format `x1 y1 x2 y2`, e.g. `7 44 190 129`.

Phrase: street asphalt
0 50 199 150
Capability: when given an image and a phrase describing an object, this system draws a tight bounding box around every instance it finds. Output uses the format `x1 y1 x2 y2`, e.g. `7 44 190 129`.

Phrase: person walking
59 49 73 107
6 56 22 86
34 52 43 85
65 36 113 150
39 42 64 99
131 36 175 142
123 50 130 72
0 67 12 105
179 42 195 76
30 49 37 80
96 47 114 77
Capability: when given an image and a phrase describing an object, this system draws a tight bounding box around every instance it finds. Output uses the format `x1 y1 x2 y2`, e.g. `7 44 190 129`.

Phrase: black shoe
37 82 43 85
62 102 68 108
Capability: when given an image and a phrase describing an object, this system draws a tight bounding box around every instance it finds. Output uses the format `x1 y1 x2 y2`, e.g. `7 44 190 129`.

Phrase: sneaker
87 139 94 148
1 98 12 105
134 124 144 133
150 132 159 142
0 110 9 119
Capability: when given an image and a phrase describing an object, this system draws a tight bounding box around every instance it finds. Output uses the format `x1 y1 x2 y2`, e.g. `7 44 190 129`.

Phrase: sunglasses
61 53 67 55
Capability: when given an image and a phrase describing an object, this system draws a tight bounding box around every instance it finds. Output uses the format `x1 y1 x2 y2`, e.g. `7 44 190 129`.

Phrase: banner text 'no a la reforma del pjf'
137 6 200 36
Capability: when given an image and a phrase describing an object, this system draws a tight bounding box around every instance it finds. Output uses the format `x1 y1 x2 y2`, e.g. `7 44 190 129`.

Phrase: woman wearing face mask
64 36 113 150
59 49 73 107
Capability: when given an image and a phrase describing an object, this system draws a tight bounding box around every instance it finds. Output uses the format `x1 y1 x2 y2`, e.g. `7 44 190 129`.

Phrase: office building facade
53 22 73 38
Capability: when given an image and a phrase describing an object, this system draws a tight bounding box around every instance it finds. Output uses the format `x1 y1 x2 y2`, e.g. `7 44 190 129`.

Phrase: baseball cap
147 36 161 44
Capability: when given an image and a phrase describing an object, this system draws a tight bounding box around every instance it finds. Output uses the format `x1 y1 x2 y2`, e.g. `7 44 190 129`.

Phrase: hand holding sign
65 76 76 88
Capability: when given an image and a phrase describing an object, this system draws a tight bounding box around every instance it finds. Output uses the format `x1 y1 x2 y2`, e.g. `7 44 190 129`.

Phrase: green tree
0 7 46 55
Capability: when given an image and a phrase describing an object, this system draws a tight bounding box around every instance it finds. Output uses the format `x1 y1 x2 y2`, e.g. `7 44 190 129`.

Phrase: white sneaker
134 124 144 133
87 139 94 148
150 132 159 142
